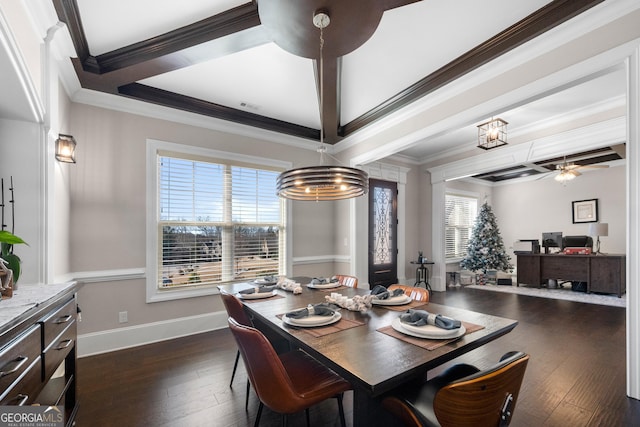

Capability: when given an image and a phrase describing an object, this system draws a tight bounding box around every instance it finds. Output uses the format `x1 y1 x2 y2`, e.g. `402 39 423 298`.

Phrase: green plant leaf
0 230 28 246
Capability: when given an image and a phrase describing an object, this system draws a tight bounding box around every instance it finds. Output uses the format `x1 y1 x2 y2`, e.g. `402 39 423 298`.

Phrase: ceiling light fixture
555 156 581 183
554 168 579 182
477 118 508 150
276 11 368 201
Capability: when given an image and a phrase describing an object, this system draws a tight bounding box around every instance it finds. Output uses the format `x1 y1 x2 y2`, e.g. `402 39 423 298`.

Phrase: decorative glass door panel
368 179 397 287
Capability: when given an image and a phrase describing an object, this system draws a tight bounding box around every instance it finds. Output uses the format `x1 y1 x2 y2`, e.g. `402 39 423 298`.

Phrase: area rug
465 284 626 308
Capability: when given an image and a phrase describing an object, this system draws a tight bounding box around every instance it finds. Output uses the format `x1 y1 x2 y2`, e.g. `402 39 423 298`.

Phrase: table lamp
588 222 608 255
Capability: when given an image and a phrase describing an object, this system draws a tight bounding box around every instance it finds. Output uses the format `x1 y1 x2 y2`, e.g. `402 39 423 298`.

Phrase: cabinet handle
54 314 73 324
5 394 29 406
0 356 28 378
16 394 29 406
56 339 73 350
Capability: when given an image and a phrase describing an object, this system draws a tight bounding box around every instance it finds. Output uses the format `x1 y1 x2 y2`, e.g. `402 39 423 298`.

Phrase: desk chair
335 274 358 288
382 351 529 427
388 284 430 303
228 317 352 427
220 290 253 409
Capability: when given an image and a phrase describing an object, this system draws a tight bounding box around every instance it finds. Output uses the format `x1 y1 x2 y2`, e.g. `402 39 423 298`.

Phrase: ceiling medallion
258 1 384 58
276 10 368 201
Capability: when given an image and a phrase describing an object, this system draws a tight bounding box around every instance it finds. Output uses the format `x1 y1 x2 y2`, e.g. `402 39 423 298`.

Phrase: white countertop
0 282 77 330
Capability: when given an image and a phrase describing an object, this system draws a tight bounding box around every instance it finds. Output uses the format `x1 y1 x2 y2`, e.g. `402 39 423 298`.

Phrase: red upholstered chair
388 284 430 303
335 274 358 288
382 351 529 427
219 290 253 408
228 317 352 427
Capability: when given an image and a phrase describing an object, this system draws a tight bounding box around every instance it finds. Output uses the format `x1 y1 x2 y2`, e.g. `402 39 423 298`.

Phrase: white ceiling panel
141 43 320 128
340 0 552 123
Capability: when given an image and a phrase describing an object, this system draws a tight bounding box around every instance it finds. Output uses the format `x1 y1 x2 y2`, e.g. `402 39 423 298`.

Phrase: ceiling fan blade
570 170 581 177
578 164 609 169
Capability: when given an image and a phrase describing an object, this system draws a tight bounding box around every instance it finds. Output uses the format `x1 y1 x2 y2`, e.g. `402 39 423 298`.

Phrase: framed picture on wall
572 199 598 223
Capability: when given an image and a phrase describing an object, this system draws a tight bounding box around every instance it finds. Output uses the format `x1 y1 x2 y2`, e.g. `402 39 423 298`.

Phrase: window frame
146 139 292 303
445 192 479 263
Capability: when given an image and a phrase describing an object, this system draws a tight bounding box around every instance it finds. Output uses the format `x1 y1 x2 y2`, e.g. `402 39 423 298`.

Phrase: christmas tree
460 202 513 274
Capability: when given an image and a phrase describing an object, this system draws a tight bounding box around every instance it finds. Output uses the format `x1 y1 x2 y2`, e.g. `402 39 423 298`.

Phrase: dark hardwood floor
75 287 640 426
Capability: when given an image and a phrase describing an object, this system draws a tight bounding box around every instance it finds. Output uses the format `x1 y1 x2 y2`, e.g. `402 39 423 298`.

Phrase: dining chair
227 317 352 427
335 274 358 288
388 284 429 302
382 351 529 427
219 289 253 409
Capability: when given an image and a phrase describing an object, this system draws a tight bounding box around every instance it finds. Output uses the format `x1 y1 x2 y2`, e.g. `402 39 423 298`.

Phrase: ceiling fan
554 157 608 182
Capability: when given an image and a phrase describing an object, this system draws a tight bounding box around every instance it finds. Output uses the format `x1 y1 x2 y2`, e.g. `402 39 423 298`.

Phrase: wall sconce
55 134 76 163
477 118 508 150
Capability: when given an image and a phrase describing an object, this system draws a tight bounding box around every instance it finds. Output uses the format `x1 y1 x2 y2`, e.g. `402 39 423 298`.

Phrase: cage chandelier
276 10 368 201
477 118 508 150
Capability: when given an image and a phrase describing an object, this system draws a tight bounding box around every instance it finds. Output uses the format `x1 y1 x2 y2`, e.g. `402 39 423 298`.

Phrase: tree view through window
157 156 284 289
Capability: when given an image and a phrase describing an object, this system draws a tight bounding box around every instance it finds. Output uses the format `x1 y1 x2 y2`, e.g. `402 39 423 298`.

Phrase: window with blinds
445 194 478 260
157 155 284 290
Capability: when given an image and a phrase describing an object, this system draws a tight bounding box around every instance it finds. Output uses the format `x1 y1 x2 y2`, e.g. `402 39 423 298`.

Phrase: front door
368 178 398 288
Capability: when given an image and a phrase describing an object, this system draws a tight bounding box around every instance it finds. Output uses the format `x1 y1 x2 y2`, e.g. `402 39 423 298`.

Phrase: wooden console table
516 254 626 297
0 282 79 426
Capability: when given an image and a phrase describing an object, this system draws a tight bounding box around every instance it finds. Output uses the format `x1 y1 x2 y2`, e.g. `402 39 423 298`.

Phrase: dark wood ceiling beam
56 0 271 94
315 57 341 144
52 0 93 69
343 0 606 137
382 0 423 11
95 3 262 73
70 26 271 93
54 1 263 74
118 83 320 141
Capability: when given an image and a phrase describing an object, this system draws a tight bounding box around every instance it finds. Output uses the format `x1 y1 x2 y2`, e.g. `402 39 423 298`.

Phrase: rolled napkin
238 285 275 294
370 285 405 300
399 309 462 330
311 276 340 285
285 303 336 319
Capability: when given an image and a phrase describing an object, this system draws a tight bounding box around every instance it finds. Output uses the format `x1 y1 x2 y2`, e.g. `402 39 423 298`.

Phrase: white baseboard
77 310 228 357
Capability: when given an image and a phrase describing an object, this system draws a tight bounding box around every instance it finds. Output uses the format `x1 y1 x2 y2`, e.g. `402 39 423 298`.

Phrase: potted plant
1 177 27 288
0 230 27 285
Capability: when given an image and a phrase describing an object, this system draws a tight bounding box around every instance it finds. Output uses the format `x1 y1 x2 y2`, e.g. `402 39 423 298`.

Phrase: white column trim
430 182 446 292
626 46 640 400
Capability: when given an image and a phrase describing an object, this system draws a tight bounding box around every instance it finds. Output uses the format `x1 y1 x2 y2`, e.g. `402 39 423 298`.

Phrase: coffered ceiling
51 0 608 150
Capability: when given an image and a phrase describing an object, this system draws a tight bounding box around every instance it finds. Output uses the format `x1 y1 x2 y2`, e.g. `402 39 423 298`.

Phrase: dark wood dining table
219 280 518 427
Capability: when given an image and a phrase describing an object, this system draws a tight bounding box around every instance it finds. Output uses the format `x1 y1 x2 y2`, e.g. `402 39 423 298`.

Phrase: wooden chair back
335 274 358 288
382 352 529 427
435 352 529 426
388 284 429 302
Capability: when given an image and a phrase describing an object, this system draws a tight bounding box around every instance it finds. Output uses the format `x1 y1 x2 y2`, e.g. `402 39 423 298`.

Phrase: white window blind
157 155 284 290
445 194 478 260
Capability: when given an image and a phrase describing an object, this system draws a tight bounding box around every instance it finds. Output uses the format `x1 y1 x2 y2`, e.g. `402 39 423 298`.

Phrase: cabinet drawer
42 320 76 380
0 356 42 406
41 298 76 348
0 324 41 394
